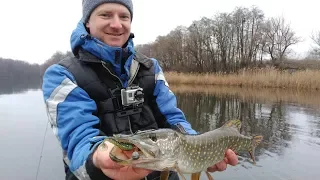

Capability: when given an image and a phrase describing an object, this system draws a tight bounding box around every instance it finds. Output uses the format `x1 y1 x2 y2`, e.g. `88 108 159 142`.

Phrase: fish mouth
107 135 160 165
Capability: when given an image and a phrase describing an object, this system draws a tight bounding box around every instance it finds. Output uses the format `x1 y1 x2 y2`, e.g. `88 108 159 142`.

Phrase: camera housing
121 86 144 107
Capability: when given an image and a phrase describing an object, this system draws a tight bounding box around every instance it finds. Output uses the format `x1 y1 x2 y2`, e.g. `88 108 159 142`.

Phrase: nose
110 16 122 29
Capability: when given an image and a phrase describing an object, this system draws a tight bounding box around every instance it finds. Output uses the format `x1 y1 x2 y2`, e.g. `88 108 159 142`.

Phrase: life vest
58 49 170 136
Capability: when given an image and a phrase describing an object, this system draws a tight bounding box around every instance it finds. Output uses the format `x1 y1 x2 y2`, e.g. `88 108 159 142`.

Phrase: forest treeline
135 6 320 72
0 58 40 84
0 57 42 94
1 6 320 91
0 50 74 94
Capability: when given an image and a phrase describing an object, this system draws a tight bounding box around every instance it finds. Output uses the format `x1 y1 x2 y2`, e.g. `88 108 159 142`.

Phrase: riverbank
165 68 320 90
169 84 320 108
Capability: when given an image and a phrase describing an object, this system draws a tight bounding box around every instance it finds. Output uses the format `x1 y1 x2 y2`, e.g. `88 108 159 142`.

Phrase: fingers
94 141 152 180
96 142 123 169
207 160 227 172
102 166 152 180
207 149 239 172
225 149 238 166
132 167 153 175
217 161 227 171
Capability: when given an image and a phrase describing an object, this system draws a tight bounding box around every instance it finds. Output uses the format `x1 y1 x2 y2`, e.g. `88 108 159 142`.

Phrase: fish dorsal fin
222 119 241 131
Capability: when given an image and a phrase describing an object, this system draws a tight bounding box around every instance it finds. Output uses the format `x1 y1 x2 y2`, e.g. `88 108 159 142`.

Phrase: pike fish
104 119 263 180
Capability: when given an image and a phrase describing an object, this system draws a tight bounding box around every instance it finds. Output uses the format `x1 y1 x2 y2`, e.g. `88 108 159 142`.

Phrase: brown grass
165 67 320 90
170 85 320 108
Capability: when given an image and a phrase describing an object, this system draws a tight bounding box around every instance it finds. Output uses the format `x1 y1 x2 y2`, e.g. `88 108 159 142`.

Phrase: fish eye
149 134 157 142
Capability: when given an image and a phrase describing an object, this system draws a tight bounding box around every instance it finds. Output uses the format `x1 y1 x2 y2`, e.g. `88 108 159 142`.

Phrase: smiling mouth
107 33 123 36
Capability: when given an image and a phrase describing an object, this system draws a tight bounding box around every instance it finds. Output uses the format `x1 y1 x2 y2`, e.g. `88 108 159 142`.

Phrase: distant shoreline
165 68 320 91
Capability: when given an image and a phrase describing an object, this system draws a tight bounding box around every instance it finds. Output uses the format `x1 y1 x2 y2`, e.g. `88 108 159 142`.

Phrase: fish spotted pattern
104 119 263 180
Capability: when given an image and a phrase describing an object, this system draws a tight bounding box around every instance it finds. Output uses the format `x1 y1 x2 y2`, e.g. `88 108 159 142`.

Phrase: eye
149 134 157 142
100 13 112 18
120 15 129 19
120 13 130 20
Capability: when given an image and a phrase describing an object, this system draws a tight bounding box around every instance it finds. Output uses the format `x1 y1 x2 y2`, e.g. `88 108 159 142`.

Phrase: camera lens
135 90 144 100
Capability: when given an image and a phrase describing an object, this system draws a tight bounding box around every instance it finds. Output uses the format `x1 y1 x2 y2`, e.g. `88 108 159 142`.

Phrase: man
42 0 238 180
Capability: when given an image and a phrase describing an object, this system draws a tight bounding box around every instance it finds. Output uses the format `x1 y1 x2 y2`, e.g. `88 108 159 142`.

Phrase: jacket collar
70 20 136 77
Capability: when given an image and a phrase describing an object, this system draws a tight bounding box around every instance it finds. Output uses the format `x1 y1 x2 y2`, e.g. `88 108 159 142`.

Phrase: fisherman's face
86 3 131 47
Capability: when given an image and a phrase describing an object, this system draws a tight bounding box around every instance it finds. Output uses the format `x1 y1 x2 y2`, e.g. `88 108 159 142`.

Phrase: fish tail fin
248 135 263 164
222 119 241 131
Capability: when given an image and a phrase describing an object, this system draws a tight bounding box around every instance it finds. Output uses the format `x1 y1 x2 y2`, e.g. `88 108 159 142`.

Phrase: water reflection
173 86 320 179
1 84 320 180
0 79 41 95
176 93 290 159
0 89 64 180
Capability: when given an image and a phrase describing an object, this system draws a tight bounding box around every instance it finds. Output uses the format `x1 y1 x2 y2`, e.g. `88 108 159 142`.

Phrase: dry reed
165 68 320 90
169 84 320 108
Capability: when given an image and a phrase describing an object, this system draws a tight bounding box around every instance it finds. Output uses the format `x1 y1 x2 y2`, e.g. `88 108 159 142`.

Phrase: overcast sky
0 0 319 64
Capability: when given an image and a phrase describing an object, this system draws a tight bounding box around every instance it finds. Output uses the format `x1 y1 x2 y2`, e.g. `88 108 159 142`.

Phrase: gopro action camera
121 86 144 107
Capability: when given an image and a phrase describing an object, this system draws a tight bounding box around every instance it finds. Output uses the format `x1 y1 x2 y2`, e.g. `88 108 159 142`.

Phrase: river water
1 86 319 180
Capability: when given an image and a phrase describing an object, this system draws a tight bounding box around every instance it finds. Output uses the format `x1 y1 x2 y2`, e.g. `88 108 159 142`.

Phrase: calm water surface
1 87 319 180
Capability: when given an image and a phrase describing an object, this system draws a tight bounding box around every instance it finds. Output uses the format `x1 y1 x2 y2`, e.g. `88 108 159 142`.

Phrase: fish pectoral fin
175 167 187 180
191 172 201 180
248 149 256 165
160 171 170 180
205 171 214 180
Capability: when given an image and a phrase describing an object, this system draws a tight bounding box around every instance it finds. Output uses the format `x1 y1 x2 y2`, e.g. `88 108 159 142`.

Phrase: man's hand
207 149 238 172
93 141 152 180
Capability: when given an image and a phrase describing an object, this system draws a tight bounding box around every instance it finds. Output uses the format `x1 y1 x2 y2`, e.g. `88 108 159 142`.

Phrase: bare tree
246 6 265 65
306 31 320 59
185 20 206 71
264 16 301 64
166 27 187 71
311 31 320 47
41 51 73 76
134 6 305 73
214 13 233 71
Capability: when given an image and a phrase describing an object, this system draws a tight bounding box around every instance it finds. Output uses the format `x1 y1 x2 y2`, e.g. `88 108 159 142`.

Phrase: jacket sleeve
42 64 108 180
151 59 198 135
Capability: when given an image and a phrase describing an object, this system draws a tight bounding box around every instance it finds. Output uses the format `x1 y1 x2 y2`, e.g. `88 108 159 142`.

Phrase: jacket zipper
128 62 140 87
102 61 137 135
102 60 140 88
101 61 124 87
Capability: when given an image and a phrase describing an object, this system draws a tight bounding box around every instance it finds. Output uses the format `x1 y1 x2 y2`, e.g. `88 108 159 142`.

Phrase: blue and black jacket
42 20 197 180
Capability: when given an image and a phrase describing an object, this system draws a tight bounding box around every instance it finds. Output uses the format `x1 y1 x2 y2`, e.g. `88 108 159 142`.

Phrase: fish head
110 128 182 169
